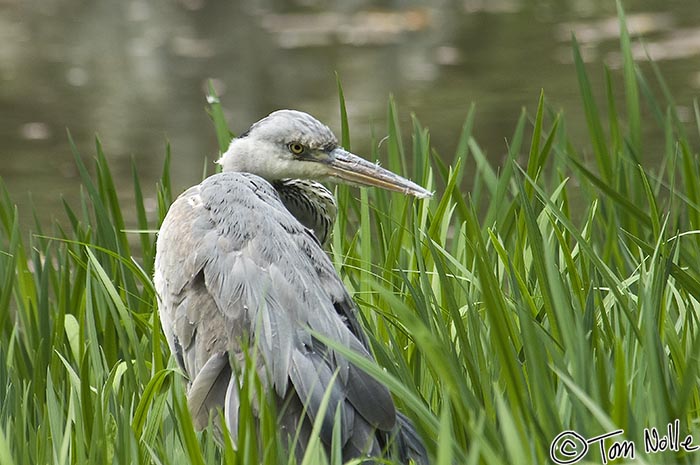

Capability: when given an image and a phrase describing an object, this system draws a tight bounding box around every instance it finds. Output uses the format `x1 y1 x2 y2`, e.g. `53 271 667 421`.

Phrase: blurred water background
1 0 699 230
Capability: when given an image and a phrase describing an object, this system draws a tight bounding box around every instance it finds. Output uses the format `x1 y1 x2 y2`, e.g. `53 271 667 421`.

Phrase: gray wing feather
187 352 230 430
154 172 396 453
289 348 353 445
224 371 241 440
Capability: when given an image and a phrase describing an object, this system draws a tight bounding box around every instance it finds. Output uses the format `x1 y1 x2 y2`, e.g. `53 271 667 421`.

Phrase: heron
154 110 431 464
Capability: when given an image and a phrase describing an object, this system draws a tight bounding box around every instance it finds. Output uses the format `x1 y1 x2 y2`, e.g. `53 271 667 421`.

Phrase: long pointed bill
326 148 432 199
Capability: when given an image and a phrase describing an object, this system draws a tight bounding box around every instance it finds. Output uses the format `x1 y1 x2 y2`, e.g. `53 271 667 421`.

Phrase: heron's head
217 110 432 198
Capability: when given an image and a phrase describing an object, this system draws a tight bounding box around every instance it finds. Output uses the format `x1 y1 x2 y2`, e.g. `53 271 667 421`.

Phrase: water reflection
0 0 698 231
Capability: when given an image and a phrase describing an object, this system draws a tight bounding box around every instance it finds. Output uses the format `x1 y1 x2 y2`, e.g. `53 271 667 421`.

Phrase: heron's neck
217 139 262 175
272 179 337 247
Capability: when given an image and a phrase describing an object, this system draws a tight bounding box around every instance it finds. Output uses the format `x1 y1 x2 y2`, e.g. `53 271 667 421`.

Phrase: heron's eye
289 142 305 155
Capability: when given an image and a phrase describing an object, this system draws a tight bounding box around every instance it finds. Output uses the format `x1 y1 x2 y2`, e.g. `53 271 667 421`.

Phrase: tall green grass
2 4 700 464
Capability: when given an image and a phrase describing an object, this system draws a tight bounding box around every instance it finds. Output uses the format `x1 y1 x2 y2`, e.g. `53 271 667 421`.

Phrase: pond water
1 0 699 232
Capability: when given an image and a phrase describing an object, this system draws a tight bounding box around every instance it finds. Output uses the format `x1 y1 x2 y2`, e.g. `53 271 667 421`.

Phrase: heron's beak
325 147 432 199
